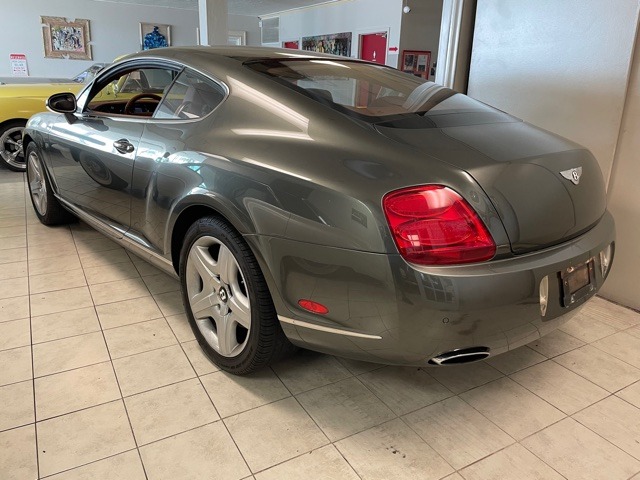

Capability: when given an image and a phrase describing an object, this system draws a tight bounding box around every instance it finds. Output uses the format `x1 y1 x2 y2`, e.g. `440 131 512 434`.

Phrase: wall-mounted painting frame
140 23 171 50
302 32 352 57
401 49 432 79
41 16 92 60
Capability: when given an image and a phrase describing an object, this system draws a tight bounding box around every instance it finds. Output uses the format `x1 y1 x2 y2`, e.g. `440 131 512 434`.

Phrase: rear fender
166 191 251 259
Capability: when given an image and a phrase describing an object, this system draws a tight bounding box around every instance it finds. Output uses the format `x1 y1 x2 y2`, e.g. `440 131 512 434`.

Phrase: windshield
246 59 461 121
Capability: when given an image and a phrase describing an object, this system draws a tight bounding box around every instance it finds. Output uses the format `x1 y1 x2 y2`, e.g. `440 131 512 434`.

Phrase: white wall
467 0 640 182
600 33 640 309
265 0 404 68
0 0 199 77
0 0 261 78
467 0 640 310
399 0 443 77
229 14 261 46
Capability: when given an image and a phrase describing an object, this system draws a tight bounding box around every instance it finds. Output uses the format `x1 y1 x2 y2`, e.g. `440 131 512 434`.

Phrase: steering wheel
124 93 162 115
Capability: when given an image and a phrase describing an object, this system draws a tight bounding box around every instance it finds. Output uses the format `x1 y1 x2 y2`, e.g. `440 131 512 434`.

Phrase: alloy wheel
186 236 251 357
27 151 47 216
1 127 25 170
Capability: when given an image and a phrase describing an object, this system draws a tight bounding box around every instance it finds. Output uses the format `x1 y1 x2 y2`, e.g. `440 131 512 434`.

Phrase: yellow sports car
0 82 82 171
0 61 134 171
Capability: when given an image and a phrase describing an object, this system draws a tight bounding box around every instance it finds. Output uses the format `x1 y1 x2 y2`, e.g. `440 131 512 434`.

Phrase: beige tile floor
2 167 640 480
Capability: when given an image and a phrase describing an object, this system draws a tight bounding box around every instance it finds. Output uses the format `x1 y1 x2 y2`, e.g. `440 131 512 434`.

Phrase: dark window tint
154 70 226 120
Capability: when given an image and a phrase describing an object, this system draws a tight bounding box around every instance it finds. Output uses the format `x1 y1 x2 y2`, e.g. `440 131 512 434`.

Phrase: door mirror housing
46 92 78 123
47 92 77 113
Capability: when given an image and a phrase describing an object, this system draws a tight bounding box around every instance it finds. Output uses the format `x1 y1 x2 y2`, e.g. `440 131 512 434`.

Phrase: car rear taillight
382 185 496 265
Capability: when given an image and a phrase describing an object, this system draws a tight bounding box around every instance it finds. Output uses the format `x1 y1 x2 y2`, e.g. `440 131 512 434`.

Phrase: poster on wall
140 23 171 50
401 50 431 79
41 16 92 60
302 32 352 57
9 54 29 76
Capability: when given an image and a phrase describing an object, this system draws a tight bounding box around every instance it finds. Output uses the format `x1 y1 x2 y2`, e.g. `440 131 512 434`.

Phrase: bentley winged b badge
560 167 583 185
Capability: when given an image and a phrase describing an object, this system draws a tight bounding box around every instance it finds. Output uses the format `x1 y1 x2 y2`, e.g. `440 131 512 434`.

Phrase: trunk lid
374 95 606 254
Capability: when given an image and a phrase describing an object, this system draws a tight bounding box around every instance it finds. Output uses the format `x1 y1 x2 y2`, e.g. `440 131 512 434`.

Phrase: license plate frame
561 259 595 307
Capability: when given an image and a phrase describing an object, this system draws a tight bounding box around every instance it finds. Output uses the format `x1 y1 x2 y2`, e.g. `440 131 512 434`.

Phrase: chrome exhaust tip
428 347 490 366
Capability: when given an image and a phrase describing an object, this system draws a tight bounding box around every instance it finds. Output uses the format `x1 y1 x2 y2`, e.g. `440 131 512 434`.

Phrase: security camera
403 5 411 13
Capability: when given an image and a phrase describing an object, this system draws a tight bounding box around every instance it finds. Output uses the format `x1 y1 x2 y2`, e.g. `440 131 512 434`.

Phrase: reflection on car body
23 46 615 374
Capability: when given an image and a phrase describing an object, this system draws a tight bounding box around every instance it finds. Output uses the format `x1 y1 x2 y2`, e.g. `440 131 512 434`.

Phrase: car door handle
113 139 135 154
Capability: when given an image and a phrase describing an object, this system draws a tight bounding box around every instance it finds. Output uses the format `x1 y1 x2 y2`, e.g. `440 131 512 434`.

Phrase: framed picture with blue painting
140 23 171 50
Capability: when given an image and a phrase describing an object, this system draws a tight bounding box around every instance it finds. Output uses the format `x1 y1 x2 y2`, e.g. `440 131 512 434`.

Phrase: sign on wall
401 50 431 79
9 54 29 76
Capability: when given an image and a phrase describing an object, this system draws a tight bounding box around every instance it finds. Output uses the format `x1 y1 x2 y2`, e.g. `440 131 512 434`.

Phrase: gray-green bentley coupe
23 46 615 374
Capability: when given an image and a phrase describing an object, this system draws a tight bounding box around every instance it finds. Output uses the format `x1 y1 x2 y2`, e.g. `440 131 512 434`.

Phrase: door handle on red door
113 139 135 154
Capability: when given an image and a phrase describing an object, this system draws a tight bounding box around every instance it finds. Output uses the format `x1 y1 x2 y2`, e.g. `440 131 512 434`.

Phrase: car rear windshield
245 58 499 123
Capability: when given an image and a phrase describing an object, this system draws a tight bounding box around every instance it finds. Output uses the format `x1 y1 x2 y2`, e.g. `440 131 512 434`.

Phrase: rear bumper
247 210 615 366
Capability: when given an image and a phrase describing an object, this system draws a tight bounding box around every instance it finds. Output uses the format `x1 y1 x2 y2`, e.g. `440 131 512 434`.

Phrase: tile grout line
399 393 520 473
454 438 570 479
30 312 162 346
549 354 640 394
259 366 347 477
565 387 640 463
570 411 640 468
144 287 257 477
22 171 43 480
13 164 640 479
36 447 140 480
349 368 459 472
31 341 197 383
71 224 151 480
499 337 640 435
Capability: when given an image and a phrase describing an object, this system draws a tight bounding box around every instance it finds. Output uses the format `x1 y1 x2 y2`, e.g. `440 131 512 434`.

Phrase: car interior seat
176 82 225 119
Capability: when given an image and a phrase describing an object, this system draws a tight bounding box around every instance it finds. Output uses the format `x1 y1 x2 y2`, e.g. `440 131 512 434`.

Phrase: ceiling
93 0 339 16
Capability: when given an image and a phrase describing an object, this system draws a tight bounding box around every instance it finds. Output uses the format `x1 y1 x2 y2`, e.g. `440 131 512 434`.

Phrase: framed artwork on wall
140 23 171 50
401 50 431 79
41 16 92 60
302 32 352 57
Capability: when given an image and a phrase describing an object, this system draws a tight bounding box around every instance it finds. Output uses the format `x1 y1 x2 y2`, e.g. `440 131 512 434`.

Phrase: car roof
130 45 362 65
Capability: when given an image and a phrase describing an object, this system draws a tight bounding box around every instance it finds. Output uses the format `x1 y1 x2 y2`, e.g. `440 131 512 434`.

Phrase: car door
129 68 228 251
47 62 178 232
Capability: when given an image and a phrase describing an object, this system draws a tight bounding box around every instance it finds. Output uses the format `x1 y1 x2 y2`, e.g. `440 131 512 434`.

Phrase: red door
360 33 387 65
283 41 299 50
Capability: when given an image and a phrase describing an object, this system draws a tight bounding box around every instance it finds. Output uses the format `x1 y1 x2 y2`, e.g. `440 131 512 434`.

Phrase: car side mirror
46 92 77 124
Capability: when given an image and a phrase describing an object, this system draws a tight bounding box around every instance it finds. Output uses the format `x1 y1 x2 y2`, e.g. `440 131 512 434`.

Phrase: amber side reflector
298 299 329 315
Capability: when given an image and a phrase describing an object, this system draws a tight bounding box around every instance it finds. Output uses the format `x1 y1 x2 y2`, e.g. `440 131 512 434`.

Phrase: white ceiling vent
261 16 280 44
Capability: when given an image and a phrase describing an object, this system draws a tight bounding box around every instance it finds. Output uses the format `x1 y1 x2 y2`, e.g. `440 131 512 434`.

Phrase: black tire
25 143 75 225
179 216 293 374
0 120 27 171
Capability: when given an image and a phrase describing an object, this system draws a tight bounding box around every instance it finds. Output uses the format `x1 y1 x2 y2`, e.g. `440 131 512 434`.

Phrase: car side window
86 67 177 117
154 69 225 120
